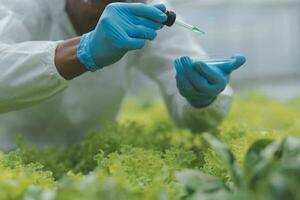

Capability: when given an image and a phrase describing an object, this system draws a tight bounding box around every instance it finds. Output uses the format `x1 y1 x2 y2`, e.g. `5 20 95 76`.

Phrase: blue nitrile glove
175 55 246 108
77 3 167 72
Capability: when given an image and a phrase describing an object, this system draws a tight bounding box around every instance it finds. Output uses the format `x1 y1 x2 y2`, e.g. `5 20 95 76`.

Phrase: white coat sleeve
0 3 68 113
131 0 233 132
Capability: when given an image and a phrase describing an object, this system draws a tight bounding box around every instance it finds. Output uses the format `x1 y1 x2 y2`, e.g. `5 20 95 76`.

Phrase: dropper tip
192 27 206 35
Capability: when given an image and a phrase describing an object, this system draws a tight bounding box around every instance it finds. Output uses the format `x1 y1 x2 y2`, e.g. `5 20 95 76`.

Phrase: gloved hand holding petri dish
175 55 246 108
165 9 246 108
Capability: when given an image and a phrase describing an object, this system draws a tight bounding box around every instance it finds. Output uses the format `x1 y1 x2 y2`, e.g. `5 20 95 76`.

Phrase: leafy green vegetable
178 134 300 200
176 170 231 200
0 95 300 200
202 133 245 189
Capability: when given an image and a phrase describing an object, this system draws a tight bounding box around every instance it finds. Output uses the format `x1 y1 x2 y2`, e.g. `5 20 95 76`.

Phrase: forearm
55 37 88 80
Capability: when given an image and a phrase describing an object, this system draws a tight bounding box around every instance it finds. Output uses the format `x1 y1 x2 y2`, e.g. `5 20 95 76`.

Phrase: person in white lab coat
0 0 245 150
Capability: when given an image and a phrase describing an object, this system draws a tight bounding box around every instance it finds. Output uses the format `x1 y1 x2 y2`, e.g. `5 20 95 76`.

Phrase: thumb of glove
217 55 246 74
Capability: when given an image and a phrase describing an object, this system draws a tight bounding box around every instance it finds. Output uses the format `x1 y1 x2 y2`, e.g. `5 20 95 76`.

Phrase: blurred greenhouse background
129 0 300 101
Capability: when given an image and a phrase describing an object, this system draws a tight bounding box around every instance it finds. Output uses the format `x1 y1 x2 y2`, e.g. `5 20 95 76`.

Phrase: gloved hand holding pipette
175 56 246 108
77 5 205 72
77 3 168 71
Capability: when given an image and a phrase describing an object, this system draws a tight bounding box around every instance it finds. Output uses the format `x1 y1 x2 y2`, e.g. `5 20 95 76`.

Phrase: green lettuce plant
177 133 300 200
0 95 299 200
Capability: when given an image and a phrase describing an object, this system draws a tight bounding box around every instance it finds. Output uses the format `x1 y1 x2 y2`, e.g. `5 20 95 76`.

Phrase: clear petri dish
200 59 233 65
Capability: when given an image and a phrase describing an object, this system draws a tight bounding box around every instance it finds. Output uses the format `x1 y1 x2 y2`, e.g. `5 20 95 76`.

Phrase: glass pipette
164 10 205 36
175 20 205 35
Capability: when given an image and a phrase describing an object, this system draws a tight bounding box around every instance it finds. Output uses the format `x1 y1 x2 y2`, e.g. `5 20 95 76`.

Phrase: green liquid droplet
192 27 205 35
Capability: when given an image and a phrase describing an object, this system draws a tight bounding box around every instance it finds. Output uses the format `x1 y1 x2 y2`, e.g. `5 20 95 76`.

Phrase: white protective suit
0 0 232 150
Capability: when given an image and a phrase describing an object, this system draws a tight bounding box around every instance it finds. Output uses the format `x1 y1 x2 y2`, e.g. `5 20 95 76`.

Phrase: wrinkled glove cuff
77 33 99 72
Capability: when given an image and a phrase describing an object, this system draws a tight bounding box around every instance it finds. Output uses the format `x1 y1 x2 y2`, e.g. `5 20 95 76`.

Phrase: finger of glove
136 17 163 30
125 37 145 50
113 36 145 50
152 3 167 13
193 61 226 84
127 25 157 40
175 58 200 98
131 3 167 23
218 55 246 74
105 23 145 50
181 56 216 95
193 61 227 93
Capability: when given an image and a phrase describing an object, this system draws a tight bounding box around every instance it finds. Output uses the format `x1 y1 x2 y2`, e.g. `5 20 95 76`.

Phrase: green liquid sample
192 27 205 35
